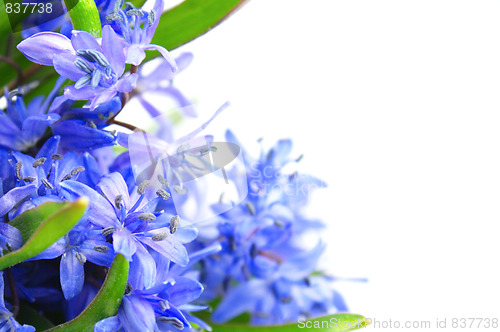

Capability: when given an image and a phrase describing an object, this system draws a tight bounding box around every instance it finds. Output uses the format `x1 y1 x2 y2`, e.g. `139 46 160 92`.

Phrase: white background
138 1 500 330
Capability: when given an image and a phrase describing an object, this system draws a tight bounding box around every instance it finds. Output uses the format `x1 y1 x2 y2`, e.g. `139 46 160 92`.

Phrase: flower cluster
0 0 350 330
190 132 347 325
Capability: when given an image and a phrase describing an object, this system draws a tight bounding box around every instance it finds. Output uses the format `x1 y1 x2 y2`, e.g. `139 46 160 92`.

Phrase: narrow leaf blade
0 198 88 270
151 0 249 52
9 201 68 243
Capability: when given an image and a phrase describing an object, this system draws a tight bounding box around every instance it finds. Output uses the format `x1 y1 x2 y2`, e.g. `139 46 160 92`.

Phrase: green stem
63 0 102 37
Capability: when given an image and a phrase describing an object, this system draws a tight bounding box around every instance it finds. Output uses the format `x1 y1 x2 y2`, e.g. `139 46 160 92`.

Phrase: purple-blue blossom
105 0 177 68
59 172 194 287
17 25 137 110
190 131 346 325
0 82 62 153
30 222 114 300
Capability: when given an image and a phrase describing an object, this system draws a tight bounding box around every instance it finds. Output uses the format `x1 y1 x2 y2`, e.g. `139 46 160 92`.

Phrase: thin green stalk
63 0 102 37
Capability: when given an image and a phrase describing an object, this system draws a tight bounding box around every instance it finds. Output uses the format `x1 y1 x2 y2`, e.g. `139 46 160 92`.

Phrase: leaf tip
75 197 89 209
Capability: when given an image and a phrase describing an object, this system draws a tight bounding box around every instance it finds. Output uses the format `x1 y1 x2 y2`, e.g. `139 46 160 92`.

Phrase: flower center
74 49 116 89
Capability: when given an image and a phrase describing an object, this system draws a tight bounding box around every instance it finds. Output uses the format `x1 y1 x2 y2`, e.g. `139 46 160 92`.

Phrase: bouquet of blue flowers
0 0 366 330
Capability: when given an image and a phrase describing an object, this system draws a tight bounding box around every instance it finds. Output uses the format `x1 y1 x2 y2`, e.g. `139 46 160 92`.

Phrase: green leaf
9 201 68 242
151 0 249 52
47 254 129 332
211 314 368 332
0 198 88 270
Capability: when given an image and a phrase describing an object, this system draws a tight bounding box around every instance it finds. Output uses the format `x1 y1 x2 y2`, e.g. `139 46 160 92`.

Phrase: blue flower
31 222 114 300
9 147 87 202
0 81 63 152
106 0 177 67
95 244 220 332
60 172 194 288
190 132 347 324
17 26 137 110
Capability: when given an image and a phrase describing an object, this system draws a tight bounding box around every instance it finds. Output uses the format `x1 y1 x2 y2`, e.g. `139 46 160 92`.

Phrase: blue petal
115 73 138 93
143 44 177 72
0 222 23 250
128 242 156 289
125 44 146 66
71 30 101 52
96 172 131 213
112 229 137 261
60 249 85 300
119 295 156 332
79 152 103 188
89 88 119 111
139 232 188 266
332 290 348 312
145 0 163 44
63 85 98 100
36 135 60 160
17 31 73 66
279 241 325 280
52 120 116 150
102 25 125 76
166 277 204 307
11 152 38 180
248 254 279 279
172 225 198 244
21 114 61 146
0 113 22 150
79 239 114 267
53 52 86 82
211 280 266 323
0 185 37 216
60 180 117 228
94 316 121 332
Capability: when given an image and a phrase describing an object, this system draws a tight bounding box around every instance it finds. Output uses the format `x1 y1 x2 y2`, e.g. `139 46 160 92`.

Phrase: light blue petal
96 173 131 213
102 25 125 75
60 249 85 300
0 222 23 250
94 316 121 332
60 180 117 228
140 232 188 266
115 73 138 93
129 242 156 289
70 30 101 52
0 113 22 150
112 229 137 261
119 295 156 332
53 52 86 81
79 239 114 267
143 45 177 72
17 32 73 66
166 277 203 307
212 280 267 323
0 185 37 216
